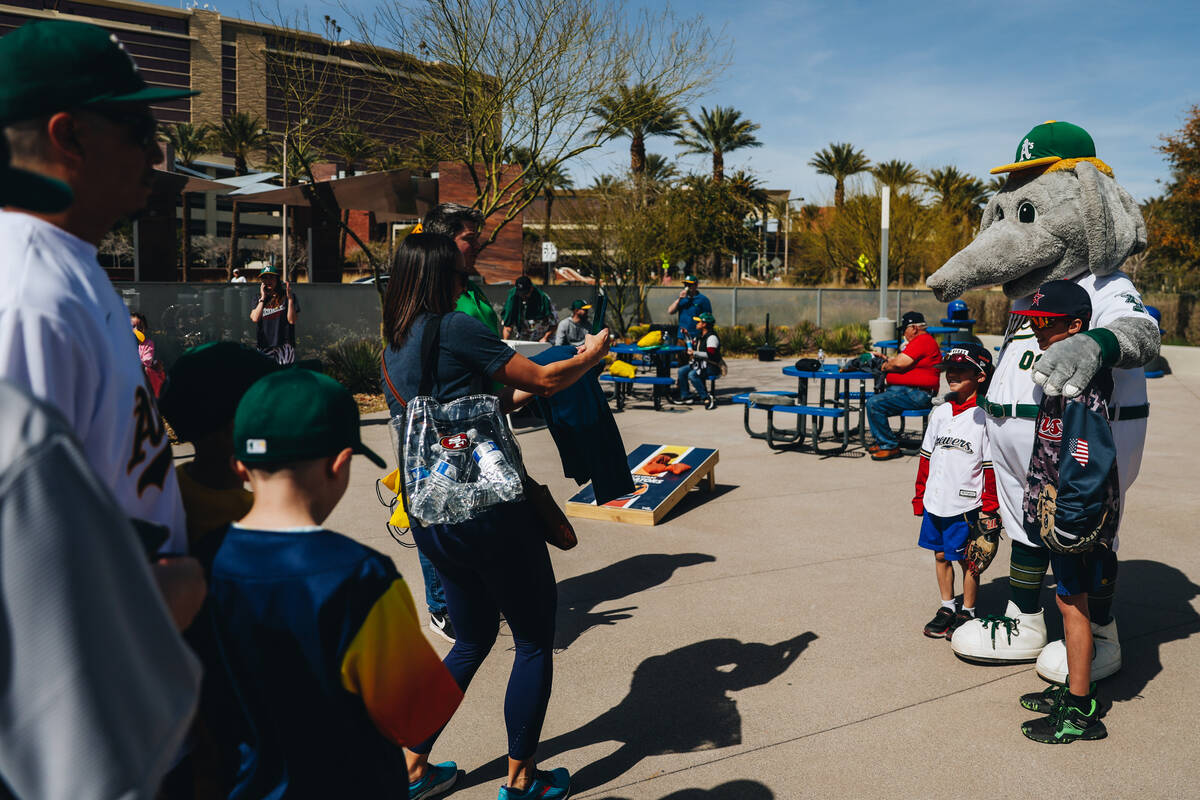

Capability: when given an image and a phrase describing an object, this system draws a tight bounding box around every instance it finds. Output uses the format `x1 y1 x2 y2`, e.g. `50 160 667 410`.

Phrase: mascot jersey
985 270 1151 548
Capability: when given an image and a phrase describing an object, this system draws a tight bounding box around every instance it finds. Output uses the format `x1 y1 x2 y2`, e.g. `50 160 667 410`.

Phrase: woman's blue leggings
409 500 558 760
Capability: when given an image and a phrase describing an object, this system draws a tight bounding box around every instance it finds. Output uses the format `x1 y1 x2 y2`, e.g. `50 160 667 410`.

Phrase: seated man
554 300 591 347
502 275 556 341
866 311 942 461
676 312 721 410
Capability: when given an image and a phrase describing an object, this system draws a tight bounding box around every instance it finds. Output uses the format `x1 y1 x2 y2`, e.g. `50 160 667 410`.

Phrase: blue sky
191 0 1197 202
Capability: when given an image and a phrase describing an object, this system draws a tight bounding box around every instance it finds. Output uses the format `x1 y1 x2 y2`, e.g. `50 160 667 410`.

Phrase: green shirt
456 280 501 336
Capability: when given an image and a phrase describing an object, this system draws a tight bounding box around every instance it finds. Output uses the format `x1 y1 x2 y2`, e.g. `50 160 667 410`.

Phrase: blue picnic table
733 365 874 453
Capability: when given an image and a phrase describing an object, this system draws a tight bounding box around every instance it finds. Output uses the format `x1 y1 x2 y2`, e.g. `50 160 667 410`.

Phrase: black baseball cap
898 311 926 329
235 369 385 468
0 20 198 124
940 342 994 376
515 275 533 291
0 134 72 212
570 299 591 311
1011 280 1092 321
159 342 279 442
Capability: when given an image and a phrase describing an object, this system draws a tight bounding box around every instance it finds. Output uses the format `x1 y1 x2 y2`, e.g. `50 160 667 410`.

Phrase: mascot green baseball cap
1 133 72 212
0 20 198 124
991 120 1096 174
235 369 386 468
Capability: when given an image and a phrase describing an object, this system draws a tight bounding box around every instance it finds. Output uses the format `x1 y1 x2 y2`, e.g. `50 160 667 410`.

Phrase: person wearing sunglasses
0 19 206 800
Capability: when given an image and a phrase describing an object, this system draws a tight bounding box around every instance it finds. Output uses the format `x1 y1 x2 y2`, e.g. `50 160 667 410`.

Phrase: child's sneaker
409 761 460 799
1021 696 1107 743
1020 681 1098 714
946 609 974 639
498 767 571 800
923 607 956 638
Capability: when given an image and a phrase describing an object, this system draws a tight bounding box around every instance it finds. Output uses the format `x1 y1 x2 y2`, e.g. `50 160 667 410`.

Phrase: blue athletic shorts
918 510 978 561
1050 547 1117 597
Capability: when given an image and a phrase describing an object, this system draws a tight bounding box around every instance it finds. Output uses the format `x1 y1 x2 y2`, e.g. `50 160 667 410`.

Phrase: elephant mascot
927 121 1158 683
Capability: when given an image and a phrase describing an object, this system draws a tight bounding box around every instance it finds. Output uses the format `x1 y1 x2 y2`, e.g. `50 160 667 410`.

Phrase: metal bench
600 374 675 411
733 391 850 453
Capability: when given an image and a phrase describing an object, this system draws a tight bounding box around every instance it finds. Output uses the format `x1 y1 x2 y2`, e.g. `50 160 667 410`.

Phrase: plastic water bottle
468 428 522 502
412 444 467 523
817 348 826 366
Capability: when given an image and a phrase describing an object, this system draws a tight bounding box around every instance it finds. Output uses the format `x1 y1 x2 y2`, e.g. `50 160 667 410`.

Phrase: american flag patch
1070 438 1089 467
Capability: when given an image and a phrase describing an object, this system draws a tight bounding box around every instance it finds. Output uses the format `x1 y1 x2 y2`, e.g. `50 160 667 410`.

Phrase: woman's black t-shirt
382 312 515 416
255 294 298 349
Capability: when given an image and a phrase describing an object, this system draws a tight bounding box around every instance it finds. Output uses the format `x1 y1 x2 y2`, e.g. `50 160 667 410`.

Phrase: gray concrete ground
320 348 1200 800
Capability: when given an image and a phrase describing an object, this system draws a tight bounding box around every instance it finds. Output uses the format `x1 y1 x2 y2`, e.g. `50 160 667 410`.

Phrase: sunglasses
1027 315 1070 330
84 105 160 149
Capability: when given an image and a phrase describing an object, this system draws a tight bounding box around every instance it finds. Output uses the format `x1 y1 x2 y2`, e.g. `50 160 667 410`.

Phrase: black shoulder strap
417 314 444 398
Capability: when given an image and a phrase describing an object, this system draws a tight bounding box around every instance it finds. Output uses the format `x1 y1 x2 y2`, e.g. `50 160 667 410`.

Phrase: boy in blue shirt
196 370 463 798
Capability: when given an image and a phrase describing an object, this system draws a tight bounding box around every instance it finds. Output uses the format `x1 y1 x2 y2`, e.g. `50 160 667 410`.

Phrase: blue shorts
918 511 977 561
1050 547 1117 597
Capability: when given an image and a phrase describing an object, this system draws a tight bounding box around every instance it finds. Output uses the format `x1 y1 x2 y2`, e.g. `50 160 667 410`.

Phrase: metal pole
282 131 288 281
816 288 822 327
731 286 738 326
878 185 890 319
783 203 789 275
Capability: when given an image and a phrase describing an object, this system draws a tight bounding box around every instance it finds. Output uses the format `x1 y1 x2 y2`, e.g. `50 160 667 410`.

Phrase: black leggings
409 500 557 760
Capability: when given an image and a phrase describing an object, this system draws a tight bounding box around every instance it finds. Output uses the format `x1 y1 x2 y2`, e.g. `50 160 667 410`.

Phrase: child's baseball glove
965 512 1002 577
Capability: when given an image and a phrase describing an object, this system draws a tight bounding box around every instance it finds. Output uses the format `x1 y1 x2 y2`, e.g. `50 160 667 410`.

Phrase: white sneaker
950 600 1048 663
1036 617 1121 684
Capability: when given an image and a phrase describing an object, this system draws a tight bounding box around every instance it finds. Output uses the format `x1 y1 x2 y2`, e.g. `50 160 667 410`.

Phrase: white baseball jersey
0 212 187 553
919 401 992 516
986 270 1151 547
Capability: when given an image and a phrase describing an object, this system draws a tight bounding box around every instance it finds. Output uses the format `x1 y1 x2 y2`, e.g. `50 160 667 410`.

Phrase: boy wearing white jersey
913 344 998 639
951 270 1152 678
0 21 200 553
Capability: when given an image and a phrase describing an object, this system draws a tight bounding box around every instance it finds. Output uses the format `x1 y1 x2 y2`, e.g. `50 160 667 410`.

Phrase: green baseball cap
569 299 591 311
259 265 281 277
683 274 699 284
159 342 279 442
0 20 198 124
693 312 715 324
235 369 386 468
1 133 72 212
991 120 1096 174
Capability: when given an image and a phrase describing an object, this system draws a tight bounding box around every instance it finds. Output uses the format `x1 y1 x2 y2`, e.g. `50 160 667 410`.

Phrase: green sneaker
1021 696 1107 743
1020 680 1099 714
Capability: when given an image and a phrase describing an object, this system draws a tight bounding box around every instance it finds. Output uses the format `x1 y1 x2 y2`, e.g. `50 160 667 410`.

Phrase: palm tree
809 142 871 209
871 159 922 195
643 153 678 187
591 82 684 175
987 175 1008 195
728 169 769 276
509 146 574 250
924 166 989 216
325 127 380 257
163 122 211 281
590 174 623 195
212 113 270 275
677 106 762 183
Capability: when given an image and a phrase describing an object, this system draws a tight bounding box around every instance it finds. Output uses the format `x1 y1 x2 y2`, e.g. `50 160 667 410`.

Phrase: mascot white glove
1032 334 1102 397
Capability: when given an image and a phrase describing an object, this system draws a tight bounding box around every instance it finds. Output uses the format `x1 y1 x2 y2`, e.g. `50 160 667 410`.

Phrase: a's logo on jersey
1070 438 1090 467
1037 417 1063 442
127 384 170 496
1119 293 1146 314
440 433 469 451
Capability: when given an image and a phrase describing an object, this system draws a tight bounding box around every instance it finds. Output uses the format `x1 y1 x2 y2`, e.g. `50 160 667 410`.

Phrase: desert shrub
323 336 384 394
787 320 821 354
719 325 756 355
816 323 871 355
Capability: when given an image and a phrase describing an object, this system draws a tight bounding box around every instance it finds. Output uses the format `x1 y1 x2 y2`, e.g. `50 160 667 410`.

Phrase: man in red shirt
867 311 942 461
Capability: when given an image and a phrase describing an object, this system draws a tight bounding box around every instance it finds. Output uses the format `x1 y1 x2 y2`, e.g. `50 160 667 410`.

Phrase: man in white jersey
0 20 200 554
927 121 1158 680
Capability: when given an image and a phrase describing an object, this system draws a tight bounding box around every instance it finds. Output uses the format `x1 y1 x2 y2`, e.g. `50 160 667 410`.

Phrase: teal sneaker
1020 681 1097 715
1021 696 1107 743
498 767 571 800
409 761 460 799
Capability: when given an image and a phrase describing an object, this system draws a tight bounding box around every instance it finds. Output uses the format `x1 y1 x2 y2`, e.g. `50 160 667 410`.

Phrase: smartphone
590 289 608 335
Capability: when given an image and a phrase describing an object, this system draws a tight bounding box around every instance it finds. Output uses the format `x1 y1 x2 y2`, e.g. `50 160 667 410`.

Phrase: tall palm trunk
630 133 646 173
834 180 845 209
180 193 191 281
228 200 240 279
712 150 724 182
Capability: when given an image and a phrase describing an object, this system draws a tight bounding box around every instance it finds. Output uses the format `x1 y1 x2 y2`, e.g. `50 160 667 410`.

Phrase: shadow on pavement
659 484 738 524
1102 558 1200 702
464 633 817 793
555 553 717 650
598 779 774 799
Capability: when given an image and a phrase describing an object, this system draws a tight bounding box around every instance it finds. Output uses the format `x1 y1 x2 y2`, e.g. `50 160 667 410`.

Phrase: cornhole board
566 443 719 526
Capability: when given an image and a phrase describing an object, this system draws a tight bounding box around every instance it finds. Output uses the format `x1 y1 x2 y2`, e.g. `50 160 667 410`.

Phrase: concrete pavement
325 352 1200 799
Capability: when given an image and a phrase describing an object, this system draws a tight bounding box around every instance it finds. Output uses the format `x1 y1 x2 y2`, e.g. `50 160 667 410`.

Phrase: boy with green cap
198 369 463 799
